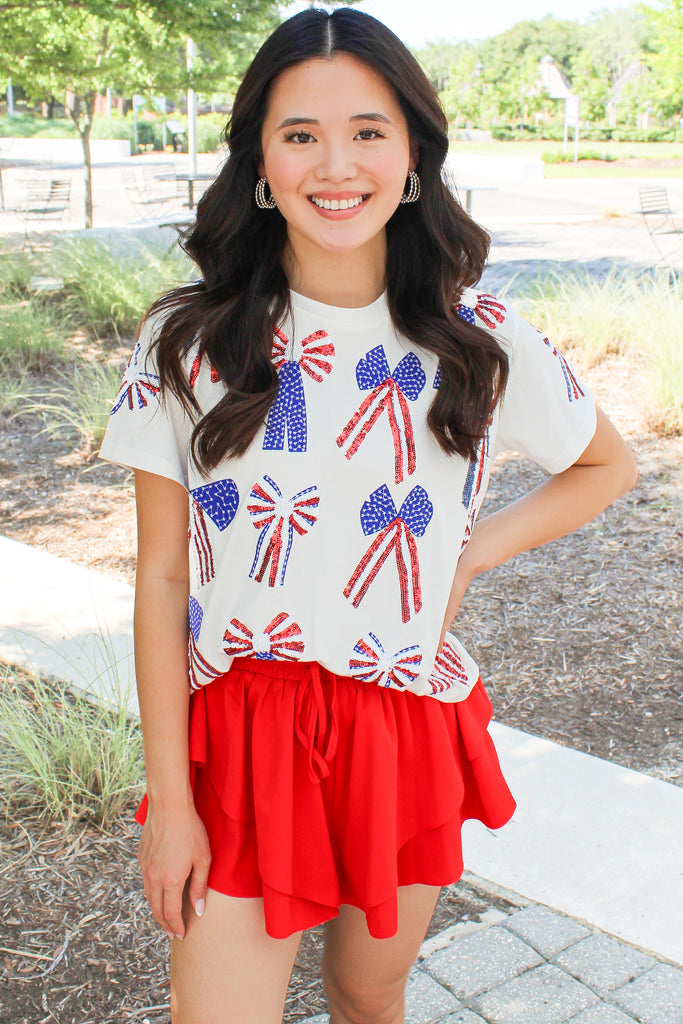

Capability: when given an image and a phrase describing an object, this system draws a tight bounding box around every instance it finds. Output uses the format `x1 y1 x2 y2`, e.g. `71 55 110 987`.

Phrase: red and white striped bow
336 347 425 484
338 382 414 483
429 637 471 696
272 326 335 380
191 503 214 586
349 632 422 689
473 293 507 330
189 350 220 388
345 520 421 622
188 633 224 691
248 475 320 587
540 334 585 402
345 484 432 624
223 612 305 660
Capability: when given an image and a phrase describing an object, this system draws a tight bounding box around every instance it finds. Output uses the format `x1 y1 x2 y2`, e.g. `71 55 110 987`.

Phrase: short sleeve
491 300 597 474
98 310 192 489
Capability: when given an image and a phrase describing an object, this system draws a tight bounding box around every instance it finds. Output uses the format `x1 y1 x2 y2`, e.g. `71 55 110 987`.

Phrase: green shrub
543 149 617 163
490 125 512 140
26 358 127 453
516 269 683 435
0 250 36 298
581 127 615 141
0 663 144 832
49 234 194 338
0 111 75 138
611 126 678 143
89 112 134 144
0 300 66 369
628 275 683 436
0 362 31 415
517 268 630 365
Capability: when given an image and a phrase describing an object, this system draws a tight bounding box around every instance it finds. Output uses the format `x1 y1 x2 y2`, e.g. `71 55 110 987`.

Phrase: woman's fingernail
174 933 184 941
195 898 205 917
165 931 174 940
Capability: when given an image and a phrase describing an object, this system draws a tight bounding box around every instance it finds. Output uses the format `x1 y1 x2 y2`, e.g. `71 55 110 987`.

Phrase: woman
100 7 637 1023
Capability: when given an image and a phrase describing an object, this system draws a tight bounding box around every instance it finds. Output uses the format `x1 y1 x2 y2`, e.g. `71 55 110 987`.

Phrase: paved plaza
1 149 682 281
306 896 683 1024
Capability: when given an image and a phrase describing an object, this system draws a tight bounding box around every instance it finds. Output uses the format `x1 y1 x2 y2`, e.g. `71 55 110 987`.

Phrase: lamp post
474 61 484 127
187 37 198 179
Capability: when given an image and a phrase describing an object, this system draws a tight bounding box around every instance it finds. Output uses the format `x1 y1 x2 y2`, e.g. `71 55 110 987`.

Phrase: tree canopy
0 0 361 226
415 3 676 129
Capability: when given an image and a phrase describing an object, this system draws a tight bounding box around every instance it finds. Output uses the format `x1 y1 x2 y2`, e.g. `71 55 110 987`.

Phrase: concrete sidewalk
2 535 682 1024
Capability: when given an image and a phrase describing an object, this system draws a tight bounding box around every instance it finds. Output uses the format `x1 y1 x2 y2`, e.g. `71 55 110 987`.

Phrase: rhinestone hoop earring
255 177 277 210
399 169 421 204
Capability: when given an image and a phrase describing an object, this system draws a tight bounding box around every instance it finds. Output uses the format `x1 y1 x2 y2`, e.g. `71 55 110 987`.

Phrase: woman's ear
256 154 265 178
409 145 419 173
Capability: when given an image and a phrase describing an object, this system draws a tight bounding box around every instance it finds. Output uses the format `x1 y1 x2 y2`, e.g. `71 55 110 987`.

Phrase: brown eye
284 130 316 144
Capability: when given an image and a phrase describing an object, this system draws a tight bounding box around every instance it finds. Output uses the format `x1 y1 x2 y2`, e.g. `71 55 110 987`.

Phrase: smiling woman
257 54 415 276
97 6 637 1024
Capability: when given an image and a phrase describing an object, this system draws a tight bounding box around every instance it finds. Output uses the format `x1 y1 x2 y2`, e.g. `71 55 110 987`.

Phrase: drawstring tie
294 663 339 784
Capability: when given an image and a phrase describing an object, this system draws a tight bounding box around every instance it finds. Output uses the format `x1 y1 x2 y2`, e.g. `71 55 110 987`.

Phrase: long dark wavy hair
148 6 509 470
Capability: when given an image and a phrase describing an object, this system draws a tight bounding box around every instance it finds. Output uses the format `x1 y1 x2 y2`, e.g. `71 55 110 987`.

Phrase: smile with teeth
309 194 369 210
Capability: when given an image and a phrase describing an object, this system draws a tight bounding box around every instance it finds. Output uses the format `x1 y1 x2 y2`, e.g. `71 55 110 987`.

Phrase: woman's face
258 53 416 258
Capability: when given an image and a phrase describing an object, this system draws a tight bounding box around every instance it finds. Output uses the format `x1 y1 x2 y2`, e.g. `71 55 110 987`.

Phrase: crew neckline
290 288 389 327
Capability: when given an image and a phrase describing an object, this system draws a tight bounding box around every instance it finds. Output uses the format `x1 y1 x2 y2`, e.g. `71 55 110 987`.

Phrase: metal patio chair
638 186 683 268
122 164 183 220
19 177 71 250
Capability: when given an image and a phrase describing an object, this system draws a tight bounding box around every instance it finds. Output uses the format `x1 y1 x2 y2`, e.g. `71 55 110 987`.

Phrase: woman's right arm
133 468 211 941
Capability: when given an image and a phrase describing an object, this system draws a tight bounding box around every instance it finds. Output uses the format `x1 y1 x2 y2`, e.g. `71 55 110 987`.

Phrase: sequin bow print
187 600 224 691
428 637 470 696
110 340 160 414
189 638 224 690
336 345 426 484
540 334 585 403
461 434 489 553
189 351 220 387
349 632 422 688
223 612 305 661
248 475 320 587
457 293 507 330
190 479 240 586
263 327 335 452
344 484 433 623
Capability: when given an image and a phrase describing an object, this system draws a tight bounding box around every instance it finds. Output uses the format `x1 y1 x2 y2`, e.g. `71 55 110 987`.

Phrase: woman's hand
137 798 212 941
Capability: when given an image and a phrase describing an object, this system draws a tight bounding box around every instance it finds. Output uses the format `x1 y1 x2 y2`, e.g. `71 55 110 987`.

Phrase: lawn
448 138 683 177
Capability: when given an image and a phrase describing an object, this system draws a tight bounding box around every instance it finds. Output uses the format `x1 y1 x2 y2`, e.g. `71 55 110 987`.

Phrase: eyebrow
276 112 393 130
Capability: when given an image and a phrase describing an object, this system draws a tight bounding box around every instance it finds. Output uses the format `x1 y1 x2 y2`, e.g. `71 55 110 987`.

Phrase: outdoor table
156 171 215 209
457 184 497 215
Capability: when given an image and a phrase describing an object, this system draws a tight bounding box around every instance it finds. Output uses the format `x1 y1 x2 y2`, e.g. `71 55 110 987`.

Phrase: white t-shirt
99 286 596 702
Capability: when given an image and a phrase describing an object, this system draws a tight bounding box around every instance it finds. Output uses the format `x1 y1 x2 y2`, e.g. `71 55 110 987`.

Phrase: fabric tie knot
294 663 339 785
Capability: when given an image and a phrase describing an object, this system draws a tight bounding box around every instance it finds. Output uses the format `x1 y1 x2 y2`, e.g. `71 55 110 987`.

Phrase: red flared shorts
134 657 516 940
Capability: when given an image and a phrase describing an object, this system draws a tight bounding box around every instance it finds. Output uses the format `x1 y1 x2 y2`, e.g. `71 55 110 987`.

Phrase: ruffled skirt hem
134 657 515 939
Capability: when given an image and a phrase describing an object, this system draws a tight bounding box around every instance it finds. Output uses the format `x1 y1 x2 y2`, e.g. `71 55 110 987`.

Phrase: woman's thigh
170 884 302 1024
321 884 441 1024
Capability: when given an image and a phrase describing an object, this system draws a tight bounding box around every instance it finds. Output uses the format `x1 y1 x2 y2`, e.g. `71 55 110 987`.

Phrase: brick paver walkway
303 893 683 1024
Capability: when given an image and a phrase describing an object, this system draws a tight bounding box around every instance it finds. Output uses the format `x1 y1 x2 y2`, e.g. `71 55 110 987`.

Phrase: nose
314 140 357 184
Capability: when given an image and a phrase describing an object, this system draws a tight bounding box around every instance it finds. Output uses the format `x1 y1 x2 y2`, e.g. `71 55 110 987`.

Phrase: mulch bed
1 344 681 1022
0 795 524 1024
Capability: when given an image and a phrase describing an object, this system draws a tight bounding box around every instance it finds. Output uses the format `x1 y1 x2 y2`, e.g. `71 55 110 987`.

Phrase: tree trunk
80 122 94 229
67 92 97 229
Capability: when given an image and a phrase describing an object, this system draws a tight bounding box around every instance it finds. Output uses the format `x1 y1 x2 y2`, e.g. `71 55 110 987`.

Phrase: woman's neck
283 230 387 308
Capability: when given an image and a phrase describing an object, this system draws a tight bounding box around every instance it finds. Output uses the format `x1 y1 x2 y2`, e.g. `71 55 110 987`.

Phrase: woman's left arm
439 406 638 647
